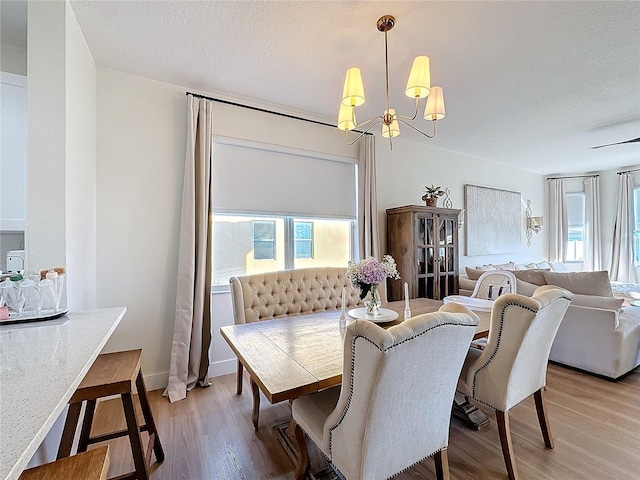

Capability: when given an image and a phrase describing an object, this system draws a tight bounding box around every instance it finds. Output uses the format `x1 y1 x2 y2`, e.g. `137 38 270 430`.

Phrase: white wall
376 136 546 268
27 1 66 273
0 43 27 75
95 68 359 387
25 0 98 468
95 68 548 386
64 3 97 309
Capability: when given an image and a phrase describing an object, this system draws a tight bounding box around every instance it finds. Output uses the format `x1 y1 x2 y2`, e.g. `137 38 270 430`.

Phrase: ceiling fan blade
590 137 640 149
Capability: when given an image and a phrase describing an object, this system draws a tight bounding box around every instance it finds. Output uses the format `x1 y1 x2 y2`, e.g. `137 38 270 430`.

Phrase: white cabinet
0 72 27 231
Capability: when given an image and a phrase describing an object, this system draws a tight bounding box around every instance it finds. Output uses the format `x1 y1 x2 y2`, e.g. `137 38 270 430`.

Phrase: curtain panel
610 172 637 283
165 95 214 403
583 176 602 271
357 134 380 260
548 178 568 263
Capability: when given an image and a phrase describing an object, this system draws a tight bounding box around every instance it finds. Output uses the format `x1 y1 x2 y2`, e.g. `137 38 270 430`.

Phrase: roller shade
212 139 357 219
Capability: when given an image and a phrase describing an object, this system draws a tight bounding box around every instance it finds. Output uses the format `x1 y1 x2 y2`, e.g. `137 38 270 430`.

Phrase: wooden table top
220 298 489 404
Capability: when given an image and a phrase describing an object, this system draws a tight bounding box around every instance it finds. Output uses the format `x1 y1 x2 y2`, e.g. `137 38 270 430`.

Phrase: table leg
251 378 260 430
452 392 490 430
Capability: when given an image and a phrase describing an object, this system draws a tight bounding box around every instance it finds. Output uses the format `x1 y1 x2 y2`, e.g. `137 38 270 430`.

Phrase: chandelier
337 15 445 149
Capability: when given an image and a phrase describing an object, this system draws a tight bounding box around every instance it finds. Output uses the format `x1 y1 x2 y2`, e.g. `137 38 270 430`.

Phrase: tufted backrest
462 285 573 411
229 268 363 324
324 303 479 480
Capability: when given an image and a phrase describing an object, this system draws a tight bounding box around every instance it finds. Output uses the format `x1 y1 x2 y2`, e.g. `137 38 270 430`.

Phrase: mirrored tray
348 307 399 324
0 308 70 326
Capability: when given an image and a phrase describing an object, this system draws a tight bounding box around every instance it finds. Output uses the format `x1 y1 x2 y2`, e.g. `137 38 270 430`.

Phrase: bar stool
57 349 164 480
20 446 110 480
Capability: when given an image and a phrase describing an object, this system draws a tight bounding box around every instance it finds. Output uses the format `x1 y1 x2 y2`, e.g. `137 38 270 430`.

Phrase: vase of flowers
422 184 445 207
346 255 401 315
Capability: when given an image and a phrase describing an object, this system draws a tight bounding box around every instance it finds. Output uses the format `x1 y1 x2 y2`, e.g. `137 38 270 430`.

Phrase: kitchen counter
0 307 126 480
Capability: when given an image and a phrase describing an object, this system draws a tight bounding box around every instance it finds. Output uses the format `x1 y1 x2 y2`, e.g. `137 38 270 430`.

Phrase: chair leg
293 421 310 480
57 402 82 459
434 448 451 480
122 392 150 480
136 370 165 462
496 410 519 480
77 399 96 453
251 378 260 430
534 388 554 449
237 359 243 394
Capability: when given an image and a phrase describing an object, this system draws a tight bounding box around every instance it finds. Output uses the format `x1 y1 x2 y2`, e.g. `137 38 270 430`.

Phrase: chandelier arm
396 97 420 121
398 118 438 138
356 114 385 130
345 119 384 146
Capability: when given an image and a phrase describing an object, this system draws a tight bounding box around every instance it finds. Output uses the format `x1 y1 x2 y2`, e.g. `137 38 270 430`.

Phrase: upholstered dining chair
456 286 573 480
443 270 517 313
291 303 480 480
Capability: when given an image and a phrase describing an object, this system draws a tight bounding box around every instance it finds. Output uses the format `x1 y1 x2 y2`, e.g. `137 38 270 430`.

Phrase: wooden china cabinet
386 205 461 301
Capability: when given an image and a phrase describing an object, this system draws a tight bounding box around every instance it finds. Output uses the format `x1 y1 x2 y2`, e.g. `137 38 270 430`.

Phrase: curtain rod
618 168 640 175
186 91 372 136
545 174 599 181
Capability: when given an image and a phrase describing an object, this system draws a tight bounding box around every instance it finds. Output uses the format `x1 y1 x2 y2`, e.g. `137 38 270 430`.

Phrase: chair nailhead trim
470 296 567 410
328 320 475 462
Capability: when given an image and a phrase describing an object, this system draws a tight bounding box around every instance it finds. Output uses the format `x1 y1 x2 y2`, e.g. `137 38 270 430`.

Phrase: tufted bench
229 267 363 427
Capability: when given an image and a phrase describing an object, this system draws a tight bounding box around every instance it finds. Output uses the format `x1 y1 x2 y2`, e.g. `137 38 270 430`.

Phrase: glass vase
364 283 382 315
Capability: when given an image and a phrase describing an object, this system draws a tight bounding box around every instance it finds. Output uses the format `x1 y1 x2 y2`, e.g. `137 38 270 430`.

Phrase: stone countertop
0 307 126 480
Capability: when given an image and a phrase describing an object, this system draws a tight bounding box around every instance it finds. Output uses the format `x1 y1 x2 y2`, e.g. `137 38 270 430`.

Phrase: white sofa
459 264 640 380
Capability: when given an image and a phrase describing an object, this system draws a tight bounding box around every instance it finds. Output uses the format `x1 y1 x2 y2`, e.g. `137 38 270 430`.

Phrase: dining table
0 307 126 480
220 298 490 430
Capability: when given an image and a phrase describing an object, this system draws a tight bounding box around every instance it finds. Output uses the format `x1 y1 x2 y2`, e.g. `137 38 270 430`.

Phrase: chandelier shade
424 86 445 121
337 103 357 131
382 109 400 138
341 67 365 107
405 56 431 99
337 15 445 150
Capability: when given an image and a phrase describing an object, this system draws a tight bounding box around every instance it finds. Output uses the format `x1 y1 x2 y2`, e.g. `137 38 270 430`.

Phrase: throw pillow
512 269 550 286
465 267 486 281
475 265 497 271
543 270 613 297
548 261 567 272
515 279 538 296
570 294 624 312
495 262 516 270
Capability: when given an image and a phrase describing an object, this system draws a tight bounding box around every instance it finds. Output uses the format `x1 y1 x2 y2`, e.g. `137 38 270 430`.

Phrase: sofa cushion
543 270 613 297
465 267 486 281
512 269 550 286
515 279 539 296
571 294 624 312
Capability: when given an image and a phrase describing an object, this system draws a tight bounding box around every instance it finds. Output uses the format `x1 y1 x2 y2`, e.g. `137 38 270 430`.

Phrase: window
566 192 585 263
294 222 313 259
635 187 640 266
212 214 353 288
211 138 358 291
253 221 276 260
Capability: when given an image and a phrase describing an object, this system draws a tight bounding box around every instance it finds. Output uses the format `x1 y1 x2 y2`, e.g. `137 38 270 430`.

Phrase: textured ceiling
12 1 640 174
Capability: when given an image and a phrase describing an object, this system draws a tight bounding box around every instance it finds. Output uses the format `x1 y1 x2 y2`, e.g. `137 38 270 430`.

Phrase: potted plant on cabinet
422 184 445 207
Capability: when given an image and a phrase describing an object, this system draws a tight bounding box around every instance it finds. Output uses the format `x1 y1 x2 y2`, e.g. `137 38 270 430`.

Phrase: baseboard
144 370 169 392
208 358 236 378
143 358 236 392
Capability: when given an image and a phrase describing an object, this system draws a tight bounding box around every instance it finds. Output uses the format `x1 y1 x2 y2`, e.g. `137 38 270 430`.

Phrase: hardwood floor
90 364 640 480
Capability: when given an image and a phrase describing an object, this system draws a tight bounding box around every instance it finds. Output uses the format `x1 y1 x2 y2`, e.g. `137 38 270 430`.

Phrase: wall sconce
525 199 543 246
